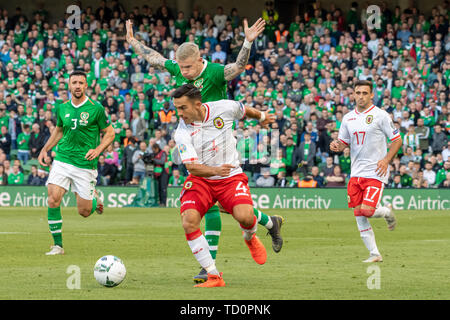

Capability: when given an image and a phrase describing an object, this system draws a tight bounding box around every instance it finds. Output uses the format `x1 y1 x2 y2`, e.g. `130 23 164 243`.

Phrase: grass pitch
0 207 449 300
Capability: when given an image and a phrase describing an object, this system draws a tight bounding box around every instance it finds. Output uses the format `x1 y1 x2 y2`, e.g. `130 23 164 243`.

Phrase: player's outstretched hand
85 148 101 161
216 164 234 177
244 18 266 42
260 111 276 128
38 150 47 167
126 20 134 43
375 158 389 177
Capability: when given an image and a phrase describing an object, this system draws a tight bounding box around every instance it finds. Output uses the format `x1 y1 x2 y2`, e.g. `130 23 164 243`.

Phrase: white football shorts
46 160 98 200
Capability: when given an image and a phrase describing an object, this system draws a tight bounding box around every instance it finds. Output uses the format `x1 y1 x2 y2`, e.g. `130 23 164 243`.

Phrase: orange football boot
244 234 267 265
194 272 225 287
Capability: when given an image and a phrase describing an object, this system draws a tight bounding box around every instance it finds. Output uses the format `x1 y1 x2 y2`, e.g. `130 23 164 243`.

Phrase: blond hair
176 42 200 61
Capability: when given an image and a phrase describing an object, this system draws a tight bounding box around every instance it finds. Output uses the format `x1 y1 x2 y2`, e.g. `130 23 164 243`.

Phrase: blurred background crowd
0 0 448 202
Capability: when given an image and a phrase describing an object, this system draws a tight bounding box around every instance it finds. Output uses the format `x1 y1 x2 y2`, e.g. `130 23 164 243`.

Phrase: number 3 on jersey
353 131 366 145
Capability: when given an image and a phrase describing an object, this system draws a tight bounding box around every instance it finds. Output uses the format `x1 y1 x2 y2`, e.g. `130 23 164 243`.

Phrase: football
93 255 127 287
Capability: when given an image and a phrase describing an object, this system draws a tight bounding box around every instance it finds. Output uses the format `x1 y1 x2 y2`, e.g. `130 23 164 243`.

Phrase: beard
72 90 83 99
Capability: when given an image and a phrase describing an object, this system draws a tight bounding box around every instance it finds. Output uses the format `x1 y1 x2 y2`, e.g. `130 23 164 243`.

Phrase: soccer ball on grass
94 255 126 287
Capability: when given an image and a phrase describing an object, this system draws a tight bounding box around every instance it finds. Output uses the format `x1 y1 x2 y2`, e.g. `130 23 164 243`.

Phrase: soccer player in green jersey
38 70 115 255
127 18 284 283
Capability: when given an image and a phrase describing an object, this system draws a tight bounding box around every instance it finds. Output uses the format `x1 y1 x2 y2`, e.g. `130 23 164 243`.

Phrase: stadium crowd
0 0 449 200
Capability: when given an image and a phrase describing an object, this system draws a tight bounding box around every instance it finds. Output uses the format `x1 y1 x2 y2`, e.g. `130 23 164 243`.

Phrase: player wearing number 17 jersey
172 84 276 287
330 80 402 263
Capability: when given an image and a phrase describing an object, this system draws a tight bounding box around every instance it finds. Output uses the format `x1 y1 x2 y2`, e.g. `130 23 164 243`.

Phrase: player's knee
239 212 255 229
48 195 62 208
181 212 199 233
78 208 91 218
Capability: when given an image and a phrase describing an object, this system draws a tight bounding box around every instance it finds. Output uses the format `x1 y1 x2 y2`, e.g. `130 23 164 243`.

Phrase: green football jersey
164 59 227 103
55 97 109 170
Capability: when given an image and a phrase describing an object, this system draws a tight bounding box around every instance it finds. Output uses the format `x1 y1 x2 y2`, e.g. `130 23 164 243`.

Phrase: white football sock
372 206 391 218
355 216 380 256
188 234 219 275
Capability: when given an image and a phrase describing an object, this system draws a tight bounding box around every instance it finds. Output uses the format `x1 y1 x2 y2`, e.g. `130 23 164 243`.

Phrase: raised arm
223 18 266 81
126 20 167 70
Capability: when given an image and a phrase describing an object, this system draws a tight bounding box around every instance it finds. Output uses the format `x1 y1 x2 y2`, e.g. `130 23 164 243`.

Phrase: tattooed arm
126 20 167 70
223 18 266 81
223 45 252 81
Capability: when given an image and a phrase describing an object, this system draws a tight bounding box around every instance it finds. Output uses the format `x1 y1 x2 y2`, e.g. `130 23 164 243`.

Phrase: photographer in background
151 143 169 207
130 141 148 185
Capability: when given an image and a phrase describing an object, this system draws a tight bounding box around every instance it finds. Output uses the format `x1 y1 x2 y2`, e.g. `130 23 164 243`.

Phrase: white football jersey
174 99 245 180
338 105 401 184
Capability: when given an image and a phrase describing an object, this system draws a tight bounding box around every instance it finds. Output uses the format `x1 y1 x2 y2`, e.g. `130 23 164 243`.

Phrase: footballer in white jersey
330 80 402 263
338 104 401 185
171 84 275 287
174 99 245 180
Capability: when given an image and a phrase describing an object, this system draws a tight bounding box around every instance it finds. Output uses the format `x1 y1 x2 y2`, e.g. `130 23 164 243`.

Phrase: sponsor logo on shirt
213 117 224 129
184 181 193 189
65 114 70 118
365 115 373 124
393 129 399 135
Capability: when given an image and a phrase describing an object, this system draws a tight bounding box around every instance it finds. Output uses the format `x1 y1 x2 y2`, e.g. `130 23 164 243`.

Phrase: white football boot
45 245 65 255
363 254 383 263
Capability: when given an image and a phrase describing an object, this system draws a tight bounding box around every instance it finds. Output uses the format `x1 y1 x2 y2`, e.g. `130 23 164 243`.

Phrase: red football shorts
347 177 384 210
179 173 254 216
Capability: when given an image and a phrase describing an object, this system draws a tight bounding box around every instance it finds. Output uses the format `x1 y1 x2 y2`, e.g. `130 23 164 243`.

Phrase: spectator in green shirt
168 169 185 187
399 164 413 187
17 124 31 164
338 146 351 176
435 161 450 186
8 165 24 185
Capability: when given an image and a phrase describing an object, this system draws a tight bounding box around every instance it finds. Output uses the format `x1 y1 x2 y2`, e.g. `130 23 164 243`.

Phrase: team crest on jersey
213 117 224 129
365 115 373 124
193 78 204 89
184 181 193 189
80 112 90 126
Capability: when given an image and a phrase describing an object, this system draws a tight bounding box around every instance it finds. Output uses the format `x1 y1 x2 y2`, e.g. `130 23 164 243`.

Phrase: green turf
0 207 449 300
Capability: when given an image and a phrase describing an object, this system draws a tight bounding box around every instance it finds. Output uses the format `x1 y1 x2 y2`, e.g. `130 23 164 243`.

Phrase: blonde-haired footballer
330 80 401 263
126 17 284 283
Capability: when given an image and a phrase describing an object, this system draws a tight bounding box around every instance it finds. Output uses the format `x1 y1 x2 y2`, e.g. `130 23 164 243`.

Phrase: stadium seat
244 171 253 180
9 149 18 160
26 159 40 167
22 164 32 175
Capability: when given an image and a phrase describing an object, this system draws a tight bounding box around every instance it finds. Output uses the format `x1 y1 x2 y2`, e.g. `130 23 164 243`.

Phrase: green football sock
90 196 98 216
254 208 273 229
204 205 221 260
48 207 63 247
